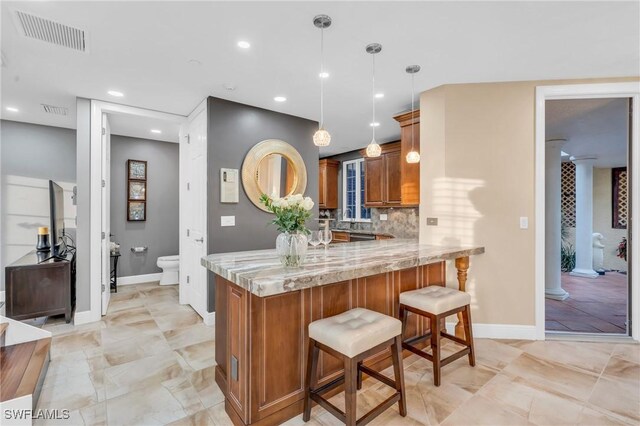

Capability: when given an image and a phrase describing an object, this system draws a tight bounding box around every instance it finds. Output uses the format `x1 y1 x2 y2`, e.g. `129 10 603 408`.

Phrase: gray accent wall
206 97 319 311
110 135 179 277
0 120 77 292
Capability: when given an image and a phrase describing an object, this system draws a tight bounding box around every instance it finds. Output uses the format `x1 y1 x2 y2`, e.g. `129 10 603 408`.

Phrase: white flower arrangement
260 193 314 234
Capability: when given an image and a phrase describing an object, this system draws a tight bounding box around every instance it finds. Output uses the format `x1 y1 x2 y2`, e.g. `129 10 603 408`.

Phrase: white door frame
89 100 187 322
535 82 640 341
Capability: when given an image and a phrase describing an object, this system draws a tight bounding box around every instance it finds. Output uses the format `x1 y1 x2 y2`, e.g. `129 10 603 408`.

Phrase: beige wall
420 77 639 326
593 167 628 272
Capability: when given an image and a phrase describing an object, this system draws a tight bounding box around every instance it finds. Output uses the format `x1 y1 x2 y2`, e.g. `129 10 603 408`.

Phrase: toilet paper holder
131 246 148 253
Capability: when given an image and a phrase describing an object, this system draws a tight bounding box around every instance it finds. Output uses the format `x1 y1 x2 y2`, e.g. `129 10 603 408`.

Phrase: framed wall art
127 159 148 222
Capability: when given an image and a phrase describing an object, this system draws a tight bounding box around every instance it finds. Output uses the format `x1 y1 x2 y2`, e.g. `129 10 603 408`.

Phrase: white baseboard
446 322 537 340
118 273 163 286
202 311 215 327
73 310 97 325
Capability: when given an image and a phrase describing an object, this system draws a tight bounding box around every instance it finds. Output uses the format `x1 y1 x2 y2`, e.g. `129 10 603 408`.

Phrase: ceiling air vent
14 10 86 52
41 104 69 116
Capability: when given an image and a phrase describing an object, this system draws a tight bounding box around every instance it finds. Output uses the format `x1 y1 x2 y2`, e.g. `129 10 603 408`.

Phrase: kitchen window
342 159 371 222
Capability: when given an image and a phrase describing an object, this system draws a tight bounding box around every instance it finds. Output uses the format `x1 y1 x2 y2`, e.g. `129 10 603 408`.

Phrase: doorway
535 82 640 341
545 98 630 334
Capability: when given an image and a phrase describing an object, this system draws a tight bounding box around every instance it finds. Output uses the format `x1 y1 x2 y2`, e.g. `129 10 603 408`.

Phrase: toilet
157 255 179 285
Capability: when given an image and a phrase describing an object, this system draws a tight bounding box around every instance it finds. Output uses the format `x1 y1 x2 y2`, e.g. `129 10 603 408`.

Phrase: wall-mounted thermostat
220 168 239 203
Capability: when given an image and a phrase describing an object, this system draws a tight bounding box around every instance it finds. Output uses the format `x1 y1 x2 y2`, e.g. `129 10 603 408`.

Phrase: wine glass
320 230 332 257
308 231 322 262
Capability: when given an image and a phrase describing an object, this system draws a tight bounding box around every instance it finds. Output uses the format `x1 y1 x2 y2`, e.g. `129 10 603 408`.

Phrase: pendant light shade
366 43 382 157
313 128 331 146
313 15 332 147
405 64 421 164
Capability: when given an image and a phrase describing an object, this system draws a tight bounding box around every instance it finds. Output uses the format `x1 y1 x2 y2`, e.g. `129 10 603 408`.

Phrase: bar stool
303 308 407 426
399 286 475 386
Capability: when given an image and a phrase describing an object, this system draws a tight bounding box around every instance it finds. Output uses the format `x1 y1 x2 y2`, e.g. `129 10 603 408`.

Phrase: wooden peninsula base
214 261 466 425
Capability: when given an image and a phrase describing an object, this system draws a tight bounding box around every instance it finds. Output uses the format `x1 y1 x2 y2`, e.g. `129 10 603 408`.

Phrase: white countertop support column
545 140 569 300
571 156 599 278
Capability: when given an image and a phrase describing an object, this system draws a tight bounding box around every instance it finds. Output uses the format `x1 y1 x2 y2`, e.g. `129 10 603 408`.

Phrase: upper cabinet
361 141 402 207
318 158 339 209
394 109 420 207
360 108 420 208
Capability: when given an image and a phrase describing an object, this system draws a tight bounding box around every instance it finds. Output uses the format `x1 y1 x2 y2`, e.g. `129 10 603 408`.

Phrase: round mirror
256 153 296 198
242 139 307 212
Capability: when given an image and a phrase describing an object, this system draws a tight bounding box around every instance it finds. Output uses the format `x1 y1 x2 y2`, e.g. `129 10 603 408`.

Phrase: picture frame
128 160 147 180
129 181 146 200
128 201 146 221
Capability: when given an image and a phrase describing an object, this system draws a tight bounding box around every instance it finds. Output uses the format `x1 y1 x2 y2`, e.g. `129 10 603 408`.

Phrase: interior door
185 109 208 319
101 113 111 315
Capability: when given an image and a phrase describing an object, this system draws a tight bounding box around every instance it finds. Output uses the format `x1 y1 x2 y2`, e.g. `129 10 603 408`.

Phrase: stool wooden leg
462 305 476 367
303 339 319 421
430 314 442 386
356 361 363 390
390 335 407 417
399 305 407 339
344 357 358 426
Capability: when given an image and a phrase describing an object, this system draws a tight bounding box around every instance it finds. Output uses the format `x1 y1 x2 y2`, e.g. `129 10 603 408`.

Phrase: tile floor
546 272 628 333
35 282 639 425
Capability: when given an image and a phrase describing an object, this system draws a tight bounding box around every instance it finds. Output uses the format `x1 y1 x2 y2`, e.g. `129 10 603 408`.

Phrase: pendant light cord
372 53 376 141
319 27 324 129
411 72 415 151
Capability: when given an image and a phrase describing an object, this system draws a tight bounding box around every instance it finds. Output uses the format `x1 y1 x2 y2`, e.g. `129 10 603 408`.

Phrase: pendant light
312 15 332 147
405 65 421 163
365 43 382 157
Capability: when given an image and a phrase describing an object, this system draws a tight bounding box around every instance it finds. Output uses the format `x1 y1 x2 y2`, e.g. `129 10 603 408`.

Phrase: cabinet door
318 164 326 207
364 157 385 206
385 151 402 205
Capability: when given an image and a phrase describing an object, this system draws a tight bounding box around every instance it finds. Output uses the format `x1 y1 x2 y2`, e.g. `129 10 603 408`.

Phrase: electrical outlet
221 216 235 227
519 217 529 229
427 217 438 226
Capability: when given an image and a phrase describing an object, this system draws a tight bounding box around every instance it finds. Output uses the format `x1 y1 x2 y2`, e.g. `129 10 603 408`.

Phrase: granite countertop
330 229 395 238
202 239 485 297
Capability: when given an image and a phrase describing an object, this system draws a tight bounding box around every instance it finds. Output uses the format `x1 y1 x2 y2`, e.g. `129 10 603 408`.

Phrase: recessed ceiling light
108 90 124 97
274 96 287 102
370 122 380 127
237 41 251 49
150 129 162 134
5 106 19 112
374 93 384 99
319 72 330 79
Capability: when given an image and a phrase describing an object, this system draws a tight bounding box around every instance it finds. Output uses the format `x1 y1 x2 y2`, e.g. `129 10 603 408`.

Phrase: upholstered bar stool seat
400 286 470 314
309 308 401 358
304 308 406 426
399 286 476 387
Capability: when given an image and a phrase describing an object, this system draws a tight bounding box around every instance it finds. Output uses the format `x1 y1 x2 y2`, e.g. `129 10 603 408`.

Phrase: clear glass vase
276 232 308 267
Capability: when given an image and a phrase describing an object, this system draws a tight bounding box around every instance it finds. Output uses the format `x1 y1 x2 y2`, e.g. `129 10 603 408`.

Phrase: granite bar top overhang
202 239 485 297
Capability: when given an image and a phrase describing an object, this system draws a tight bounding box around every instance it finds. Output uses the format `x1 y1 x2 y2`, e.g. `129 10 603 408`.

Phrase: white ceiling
107 113 180 143
546 98 629 168
1 1 639 156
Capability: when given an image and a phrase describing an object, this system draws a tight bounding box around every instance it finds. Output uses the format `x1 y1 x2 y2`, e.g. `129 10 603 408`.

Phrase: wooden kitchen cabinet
394 109 420 207
318 159 339 209
361 141 403 207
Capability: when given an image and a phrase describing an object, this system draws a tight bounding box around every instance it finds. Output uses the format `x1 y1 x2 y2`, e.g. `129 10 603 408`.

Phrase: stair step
0 337 51 403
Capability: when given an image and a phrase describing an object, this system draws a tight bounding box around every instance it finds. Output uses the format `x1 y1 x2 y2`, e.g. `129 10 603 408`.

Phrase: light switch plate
426 217 438 226
380 214 388 221
519 216 529 229
221 216 235 227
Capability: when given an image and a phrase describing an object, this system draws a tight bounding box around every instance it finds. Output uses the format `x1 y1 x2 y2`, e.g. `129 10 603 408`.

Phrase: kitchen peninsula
202 239 484 426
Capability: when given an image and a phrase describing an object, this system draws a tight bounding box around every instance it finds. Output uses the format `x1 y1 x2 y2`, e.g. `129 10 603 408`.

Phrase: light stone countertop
202 239 485 297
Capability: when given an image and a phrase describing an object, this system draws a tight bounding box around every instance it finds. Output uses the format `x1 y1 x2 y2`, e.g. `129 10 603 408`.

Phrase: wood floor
33 282 639 425
546 272 628 333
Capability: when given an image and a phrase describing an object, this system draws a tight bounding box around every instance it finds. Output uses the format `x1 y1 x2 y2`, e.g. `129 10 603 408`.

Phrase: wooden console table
5 250 76 323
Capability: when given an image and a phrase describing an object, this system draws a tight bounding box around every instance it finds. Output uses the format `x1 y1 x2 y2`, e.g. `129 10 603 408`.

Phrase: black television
49 180 65 257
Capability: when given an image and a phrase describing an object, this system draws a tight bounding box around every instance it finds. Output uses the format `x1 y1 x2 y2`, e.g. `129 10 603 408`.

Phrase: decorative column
571 156 599 278
545 139 569 300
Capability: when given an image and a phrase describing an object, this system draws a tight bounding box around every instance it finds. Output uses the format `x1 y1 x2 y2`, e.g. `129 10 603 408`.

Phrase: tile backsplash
330 208 419 239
